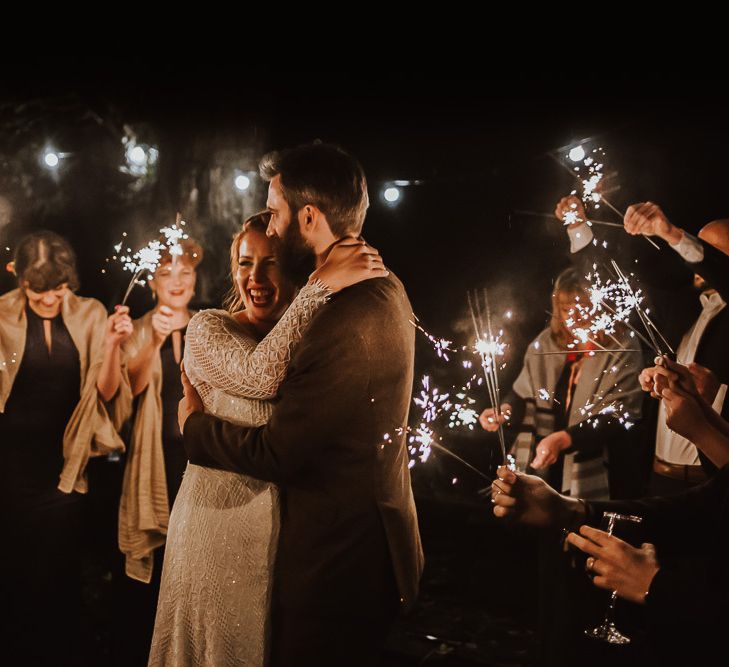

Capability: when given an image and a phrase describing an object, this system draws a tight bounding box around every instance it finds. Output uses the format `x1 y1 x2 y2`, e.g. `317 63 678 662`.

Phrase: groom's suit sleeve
183 292 371 484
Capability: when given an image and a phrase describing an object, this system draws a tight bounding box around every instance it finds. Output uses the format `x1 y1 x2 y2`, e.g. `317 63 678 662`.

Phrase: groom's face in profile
266 175 316 286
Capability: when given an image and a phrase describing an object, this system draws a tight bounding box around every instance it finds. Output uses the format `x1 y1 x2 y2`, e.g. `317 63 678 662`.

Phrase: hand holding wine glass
566 512 654 644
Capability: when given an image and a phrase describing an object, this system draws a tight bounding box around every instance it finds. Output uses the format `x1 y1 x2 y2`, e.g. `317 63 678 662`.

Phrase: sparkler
555 145 660 250
468 289 507 464
562 261 673 357
534 349 641 356
407 310 518 479
112 213 189 305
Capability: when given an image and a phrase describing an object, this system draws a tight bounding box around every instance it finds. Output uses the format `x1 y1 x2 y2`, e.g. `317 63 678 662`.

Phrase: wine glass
585 511 643 644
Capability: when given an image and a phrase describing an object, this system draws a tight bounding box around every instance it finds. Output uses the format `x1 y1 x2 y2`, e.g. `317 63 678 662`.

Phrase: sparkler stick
534 349 642 356
429 441 491 482
515 210 624 228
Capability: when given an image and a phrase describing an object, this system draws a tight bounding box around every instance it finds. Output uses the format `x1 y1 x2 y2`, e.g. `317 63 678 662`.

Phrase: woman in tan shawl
0 230 132 666
115 236 203 665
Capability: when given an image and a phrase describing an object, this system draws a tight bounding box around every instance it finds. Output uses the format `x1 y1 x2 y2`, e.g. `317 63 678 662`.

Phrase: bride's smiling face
236 229 294 325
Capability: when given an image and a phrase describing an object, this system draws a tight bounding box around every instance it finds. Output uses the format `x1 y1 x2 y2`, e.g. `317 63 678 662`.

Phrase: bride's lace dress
148 283 329 666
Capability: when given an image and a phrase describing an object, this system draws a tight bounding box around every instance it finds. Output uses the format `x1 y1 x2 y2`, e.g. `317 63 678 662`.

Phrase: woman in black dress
0 230 132 666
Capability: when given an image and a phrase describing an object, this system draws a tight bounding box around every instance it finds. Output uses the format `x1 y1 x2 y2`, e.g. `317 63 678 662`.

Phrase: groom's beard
277 218 317 287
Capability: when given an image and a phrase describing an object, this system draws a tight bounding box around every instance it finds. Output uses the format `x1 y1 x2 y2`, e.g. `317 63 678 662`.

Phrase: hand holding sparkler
491 465 586 528
643 356 729 447
640 358 699 400
660 382 729 469
105 305 133 346
478 403 512 432
649 356 718 404
638 366 663 399
660 382 710 444
151 305 175 346
682 362 721 405
530 430 572 469
555 195 588 229
624 202 683 245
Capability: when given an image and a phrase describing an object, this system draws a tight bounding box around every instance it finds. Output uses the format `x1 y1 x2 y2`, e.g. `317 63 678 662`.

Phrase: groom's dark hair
259 141 369 237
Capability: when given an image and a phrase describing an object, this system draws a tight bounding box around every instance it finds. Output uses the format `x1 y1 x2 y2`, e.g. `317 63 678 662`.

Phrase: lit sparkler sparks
391 425 492 482
410 316 455 361
413 375 452 424
402 367 493 479
557 143 660 250
559 261 672 357
609 260 673 356
566 146 607 210
578 398 635 431
118 240 165 305
406 310 517 479
112 213 189 305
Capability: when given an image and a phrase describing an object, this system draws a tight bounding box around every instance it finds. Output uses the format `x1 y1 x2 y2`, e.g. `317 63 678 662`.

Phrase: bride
148 212 386 666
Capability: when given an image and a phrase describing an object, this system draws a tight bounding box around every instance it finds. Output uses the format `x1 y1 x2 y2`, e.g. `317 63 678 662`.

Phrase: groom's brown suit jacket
183 272 424 618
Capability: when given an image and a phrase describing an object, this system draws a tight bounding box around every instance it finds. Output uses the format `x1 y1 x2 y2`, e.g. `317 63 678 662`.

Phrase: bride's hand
309 238 388 293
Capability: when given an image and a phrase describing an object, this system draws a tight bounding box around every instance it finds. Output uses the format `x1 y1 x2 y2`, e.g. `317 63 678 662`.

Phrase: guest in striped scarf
479 267 647 500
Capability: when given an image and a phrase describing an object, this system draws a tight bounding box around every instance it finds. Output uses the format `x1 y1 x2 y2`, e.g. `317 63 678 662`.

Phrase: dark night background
1 62 728 664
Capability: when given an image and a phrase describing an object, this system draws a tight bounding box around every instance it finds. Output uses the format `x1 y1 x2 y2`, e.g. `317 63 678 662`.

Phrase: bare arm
97 306 133 401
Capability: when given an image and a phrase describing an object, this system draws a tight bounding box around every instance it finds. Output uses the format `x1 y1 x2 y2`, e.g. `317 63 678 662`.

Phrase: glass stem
603 590 618 624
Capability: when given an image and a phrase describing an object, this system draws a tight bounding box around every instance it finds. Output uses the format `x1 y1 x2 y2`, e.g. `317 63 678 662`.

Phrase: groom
178 142 424 666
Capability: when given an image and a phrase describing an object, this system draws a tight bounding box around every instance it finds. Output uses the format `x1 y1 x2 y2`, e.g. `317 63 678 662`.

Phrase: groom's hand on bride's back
178 362 205 434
